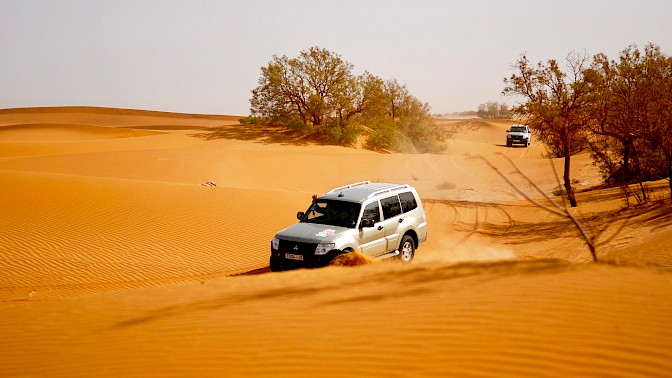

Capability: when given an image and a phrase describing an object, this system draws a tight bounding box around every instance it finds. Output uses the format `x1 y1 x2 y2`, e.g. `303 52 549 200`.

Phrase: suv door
358 201 386 257
379 195 403 251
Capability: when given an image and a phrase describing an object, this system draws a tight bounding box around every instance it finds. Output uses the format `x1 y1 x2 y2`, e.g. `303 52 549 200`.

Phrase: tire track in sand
423 199 514 252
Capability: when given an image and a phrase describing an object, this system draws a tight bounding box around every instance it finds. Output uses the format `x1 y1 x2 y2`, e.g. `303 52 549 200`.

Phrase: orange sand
1 107 671 377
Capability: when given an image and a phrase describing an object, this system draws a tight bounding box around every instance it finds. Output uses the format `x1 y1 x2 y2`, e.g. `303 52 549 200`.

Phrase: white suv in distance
270 181 428 271
506 124 531 147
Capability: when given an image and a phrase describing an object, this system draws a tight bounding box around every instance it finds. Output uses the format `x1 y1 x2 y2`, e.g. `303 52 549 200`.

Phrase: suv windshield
510 126 527 132
301 199 361 228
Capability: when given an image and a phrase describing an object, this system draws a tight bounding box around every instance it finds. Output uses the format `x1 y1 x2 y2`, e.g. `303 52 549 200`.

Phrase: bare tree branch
480 154 598 262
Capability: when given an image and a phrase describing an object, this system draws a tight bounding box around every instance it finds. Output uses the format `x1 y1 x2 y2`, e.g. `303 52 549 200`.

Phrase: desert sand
1 107 671 377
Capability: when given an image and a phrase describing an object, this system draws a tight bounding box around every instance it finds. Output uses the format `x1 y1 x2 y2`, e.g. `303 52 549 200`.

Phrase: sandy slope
1 108 671 377
2 261 671 377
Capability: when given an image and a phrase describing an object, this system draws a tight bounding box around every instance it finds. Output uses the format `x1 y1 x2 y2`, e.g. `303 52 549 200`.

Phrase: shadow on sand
188 124 336 147
233 266 272 276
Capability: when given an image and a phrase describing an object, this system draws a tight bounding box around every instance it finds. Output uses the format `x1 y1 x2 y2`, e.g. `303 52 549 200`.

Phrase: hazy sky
1 0 670 115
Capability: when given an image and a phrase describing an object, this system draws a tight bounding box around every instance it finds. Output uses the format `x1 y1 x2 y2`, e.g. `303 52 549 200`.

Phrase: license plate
285 253 303 261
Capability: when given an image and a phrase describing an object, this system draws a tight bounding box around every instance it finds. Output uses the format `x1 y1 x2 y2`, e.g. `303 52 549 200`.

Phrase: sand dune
0 171 305 302
1 107 671 377
0 123 162 141
1 260 671 377
0 106 241 127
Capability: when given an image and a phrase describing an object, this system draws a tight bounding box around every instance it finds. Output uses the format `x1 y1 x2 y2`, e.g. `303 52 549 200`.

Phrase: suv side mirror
361 218 375 228
296 211 305 220
506 129 510 132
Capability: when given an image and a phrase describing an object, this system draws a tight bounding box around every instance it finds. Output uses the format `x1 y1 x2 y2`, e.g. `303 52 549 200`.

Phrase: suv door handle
377 226 384 231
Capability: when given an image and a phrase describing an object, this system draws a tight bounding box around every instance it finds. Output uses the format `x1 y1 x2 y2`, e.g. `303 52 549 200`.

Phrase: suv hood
276 222 348 244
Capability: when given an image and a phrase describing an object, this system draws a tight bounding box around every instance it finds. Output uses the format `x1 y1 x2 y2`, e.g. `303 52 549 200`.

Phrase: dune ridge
0 123 162 141
0 106 241 120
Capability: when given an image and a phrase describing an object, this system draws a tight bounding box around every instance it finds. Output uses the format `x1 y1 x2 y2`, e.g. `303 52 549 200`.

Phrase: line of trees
248 47 443 153
477 101 511 119
504 43 672 206
433 110 479 118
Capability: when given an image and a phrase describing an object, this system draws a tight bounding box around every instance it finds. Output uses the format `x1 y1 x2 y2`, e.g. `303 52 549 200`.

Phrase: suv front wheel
270 256 282 272
399 235 415 264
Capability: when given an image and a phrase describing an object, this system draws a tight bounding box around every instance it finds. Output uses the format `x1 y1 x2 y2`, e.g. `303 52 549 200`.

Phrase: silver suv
270 181 428 271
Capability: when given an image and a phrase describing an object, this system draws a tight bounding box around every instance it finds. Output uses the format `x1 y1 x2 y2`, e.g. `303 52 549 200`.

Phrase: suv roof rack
327 180 372 194
366 184 410 199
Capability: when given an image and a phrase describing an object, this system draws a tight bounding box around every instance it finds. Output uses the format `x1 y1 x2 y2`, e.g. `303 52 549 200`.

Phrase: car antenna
337 158 344 196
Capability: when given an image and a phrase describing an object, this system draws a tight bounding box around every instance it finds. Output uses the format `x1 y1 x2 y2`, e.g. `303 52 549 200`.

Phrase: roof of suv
320 181 412 203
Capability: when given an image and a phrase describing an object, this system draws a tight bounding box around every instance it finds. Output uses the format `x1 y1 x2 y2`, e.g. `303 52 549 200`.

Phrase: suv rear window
380 195 402 219
398 192 417 213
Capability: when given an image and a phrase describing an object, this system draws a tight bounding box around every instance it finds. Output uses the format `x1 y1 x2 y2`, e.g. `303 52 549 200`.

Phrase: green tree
251 47 442 152
341 72 388 125
587 46 653 200
503 52 595 207
477 101 510 119
368 79 442 153
639 44 672 198
250 47 354 129
586 44 672 200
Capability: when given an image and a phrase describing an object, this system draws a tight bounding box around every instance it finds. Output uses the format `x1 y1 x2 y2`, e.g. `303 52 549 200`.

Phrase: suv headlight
271 237 280 250
315 243 335 255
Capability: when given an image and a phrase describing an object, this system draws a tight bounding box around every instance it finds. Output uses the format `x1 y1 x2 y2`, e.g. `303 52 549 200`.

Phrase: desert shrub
366 120 399 152
409 133 443 153
391 132 417 153
552 186 566 197
365 118 443 153
285 120 312 132
398 117 445 153
320 122 359 146
239 116 268 125
552 179 579 197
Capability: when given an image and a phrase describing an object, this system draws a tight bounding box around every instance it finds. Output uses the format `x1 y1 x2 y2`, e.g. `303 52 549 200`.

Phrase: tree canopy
477 101 511 119
585 44 672 201
249 46 443 153
503 51 594 207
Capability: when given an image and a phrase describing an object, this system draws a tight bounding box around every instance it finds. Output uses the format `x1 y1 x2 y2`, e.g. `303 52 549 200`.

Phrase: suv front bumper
270 249 333 270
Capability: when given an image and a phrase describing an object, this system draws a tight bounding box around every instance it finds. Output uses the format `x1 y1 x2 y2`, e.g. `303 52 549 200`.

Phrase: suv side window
362 201 381 223
380 195 402 220
398 192 417 213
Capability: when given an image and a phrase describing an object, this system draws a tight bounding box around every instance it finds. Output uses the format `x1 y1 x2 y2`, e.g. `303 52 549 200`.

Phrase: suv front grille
278 240 317 256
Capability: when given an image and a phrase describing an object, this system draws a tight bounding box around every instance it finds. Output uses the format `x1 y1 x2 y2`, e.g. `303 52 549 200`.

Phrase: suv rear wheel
399 235 415 264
